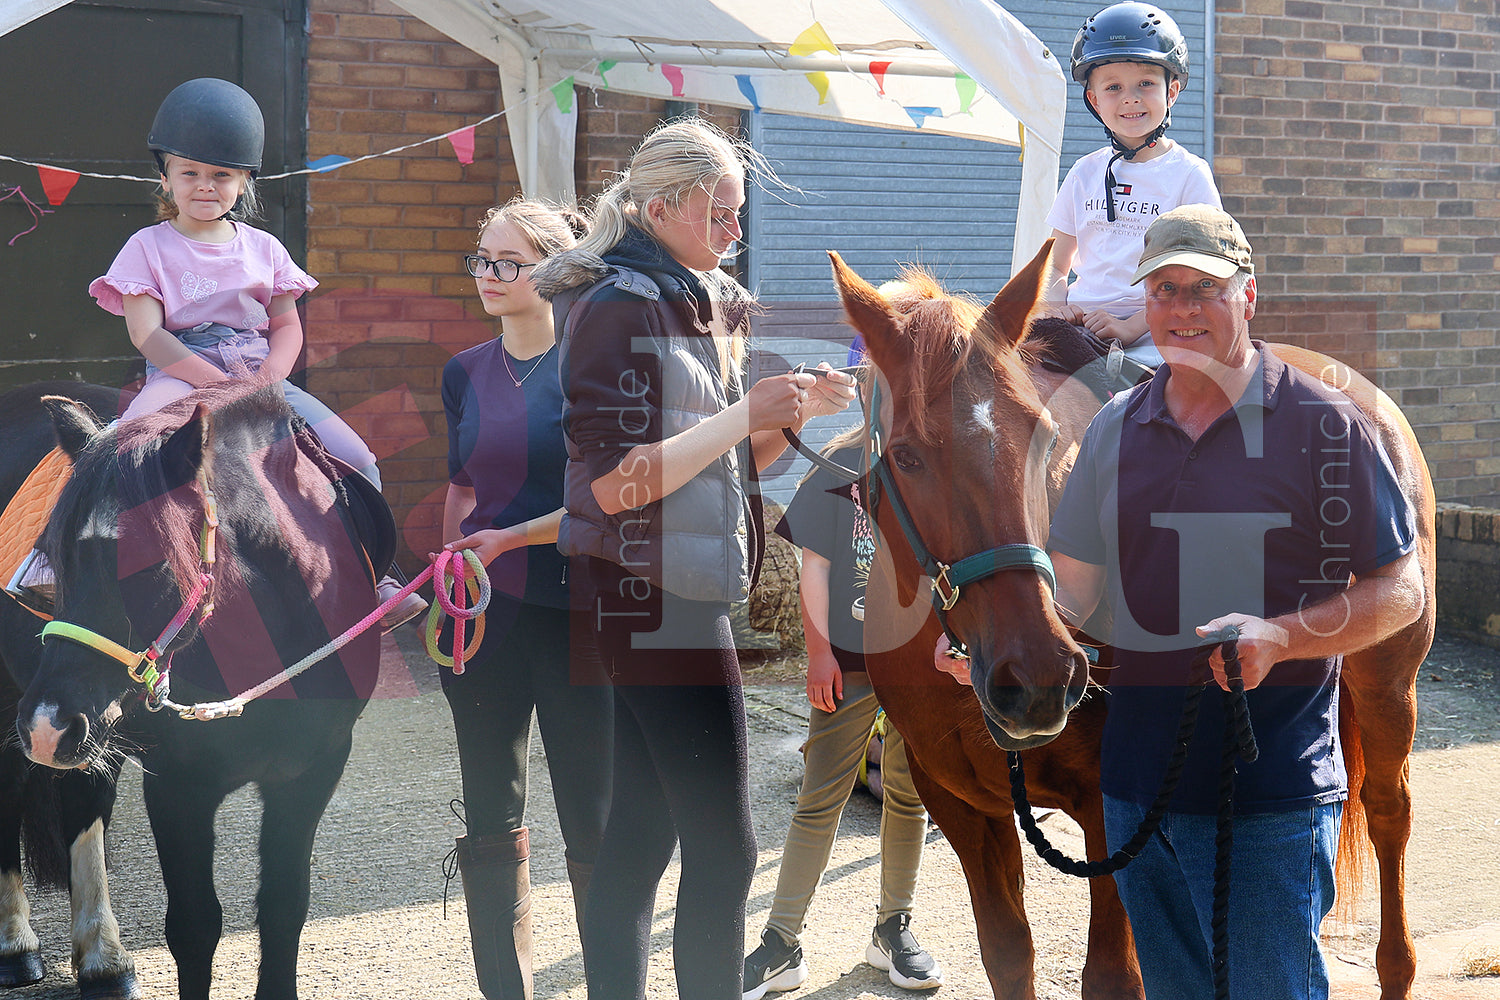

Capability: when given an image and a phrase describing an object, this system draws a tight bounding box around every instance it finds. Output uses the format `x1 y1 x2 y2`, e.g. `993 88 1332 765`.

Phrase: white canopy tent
1 0 1067 273
388 0 1066 273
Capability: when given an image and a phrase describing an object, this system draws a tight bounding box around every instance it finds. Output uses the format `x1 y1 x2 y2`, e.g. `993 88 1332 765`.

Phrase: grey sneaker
865 913 943 990
743 927 808 1000
377 574 428 633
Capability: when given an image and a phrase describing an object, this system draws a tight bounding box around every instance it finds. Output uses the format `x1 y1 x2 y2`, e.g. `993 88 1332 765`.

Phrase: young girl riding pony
79 78 423 630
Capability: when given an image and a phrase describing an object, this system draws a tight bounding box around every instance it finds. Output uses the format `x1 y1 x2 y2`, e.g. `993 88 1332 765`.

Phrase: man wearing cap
1039 204 1424 999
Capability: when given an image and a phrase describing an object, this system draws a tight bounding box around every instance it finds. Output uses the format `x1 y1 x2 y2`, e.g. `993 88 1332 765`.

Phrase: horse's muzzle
969 645 1089 749
17 700 97 770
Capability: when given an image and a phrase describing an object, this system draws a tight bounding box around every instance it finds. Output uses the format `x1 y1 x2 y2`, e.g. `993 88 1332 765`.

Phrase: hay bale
738 498 804 651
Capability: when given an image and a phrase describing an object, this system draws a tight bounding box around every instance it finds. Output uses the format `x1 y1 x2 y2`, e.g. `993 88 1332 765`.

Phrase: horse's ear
978 239 1055 350
161 403 212 487
828 250 905 367
41 395 104 459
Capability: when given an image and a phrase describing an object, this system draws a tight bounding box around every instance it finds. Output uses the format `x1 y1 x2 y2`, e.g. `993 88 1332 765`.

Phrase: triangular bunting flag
550 77 576 114
735 76 761 113
805 72 830 105
662 64 686 97
36 166 80 206
307 154 352 173
789 22 838 58
599 60 617 88
869 61 892 96
903 106 942 128
955 74 977 115
448 126 476 165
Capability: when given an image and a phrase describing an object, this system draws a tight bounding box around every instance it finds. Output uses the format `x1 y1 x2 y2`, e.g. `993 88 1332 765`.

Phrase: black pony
1 379 391 1000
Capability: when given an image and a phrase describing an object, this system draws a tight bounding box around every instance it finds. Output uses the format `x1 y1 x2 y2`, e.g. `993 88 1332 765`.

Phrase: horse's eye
890 445 923 473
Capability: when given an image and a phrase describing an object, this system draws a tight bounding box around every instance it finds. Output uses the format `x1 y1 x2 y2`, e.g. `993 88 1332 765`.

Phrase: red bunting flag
662 64 686 97
37 165 81 206
869 61 892 96
447 126 476 165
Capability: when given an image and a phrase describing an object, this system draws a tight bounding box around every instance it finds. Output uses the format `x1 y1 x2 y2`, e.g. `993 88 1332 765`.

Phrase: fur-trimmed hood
532 248 611 302
533 225 758 333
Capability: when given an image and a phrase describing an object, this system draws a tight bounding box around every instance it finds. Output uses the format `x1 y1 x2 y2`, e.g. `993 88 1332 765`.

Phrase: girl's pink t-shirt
89 221 316 333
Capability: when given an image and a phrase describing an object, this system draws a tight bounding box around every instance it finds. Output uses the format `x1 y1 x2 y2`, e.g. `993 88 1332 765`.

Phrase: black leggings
440 599 612 863
581 559 756 1000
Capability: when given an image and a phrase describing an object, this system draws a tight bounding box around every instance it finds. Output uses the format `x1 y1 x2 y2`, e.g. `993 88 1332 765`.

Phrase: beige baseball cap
1131 204 1255 284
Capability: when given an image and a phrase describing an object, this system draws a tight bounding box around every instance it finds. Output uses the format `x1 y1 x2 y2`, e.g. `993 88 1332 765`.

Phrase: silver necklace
501 339 554 387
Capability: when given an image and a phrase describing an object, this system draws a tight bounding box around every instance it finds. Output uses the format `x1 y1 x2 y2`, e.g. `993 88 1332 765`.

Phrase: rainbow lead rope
424 549 489 674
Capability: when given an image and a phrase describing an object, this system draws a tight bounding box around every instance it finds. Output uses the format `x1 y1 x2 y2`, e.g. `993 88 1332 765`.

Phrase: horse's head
830 244 1090 750
15 394 197 768
16 382 380 770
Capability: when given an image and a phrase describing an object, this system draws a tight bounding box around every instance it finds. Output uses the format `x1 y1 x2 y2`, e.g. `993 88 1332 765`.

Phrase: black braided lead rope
1211 638 1260 999
1009 673 1206 878
1007 629 1260 998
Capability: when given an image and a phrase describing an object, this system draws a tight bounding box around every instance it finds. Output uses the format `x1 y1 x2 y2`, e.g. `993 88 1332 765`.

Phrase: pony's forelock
879 268 1022 446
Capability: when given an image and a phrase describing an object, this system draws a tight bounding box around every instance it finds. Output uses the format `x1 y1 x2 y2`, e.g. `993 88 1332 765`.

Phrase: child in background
1045 2 1222 369
744 382 942 999
89 77 424 630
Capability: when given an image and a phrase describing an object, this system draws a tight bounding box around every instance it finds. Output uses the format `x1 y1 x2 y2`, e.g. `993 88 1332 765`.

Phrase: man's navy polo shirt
1050 343 1416 814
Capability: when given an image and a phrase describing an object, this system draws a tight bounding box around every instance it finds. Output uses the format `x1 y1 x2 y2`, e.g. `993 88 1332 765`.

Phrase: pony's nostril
60 714 90 758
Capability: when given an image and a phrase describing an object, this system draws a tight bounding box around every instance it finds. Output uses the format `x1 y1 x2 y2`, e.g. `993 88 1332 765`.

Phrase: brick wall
1214 0 1500 505
1435 503 1500 649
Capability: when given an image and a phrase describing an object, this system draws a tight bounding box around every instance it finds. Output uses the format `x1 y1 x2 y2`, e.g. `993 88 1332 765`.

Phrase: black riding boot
455 828 533 999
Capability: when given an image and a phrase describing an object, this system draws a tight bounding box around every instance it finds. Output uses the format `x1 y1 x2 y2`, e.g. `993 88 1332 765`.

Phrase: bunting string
2 41 1001 245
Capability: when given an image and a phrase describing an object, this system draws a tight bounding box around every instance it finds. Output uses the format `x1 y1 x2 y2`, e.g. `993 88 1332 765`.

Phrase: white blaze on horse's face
972 400 996 436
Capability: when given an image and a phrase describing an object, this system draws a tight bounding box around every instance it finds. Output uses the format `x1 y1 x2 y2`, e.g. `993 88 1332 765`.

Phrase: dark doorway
0 0 307 393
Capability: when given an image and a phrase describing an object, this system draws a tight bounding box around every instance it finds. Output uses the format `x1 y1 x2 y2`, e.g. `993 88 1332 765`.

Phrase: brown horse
827 243 1434 1000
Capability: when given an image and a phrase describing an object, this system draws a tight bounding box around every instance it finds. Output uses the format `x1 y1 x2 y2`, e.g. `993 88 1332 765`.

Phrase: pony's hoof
78 969 140 1000
0 949 44 986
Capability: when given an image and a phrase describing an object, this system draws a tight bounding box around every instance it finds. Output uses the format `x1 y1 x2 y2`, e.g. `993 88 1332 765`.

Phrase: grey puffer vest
540 248 759 604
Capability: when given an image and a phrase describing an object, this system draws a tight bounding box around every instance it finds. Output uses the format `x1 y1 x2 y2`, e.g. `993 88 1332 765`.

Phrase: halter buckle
933 563 961 612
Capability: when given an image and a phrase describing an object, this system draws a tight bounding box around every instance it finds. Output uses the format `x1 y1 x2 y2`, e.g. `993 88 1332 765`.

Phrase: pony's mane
114 376 280 453
882 267 1017 445
107 379 293 600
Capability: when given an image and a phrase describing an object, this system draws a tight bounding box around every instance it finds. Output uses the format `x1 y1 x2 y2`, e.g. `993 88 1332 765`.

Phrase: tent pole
526 53 541 197
487 19 543 198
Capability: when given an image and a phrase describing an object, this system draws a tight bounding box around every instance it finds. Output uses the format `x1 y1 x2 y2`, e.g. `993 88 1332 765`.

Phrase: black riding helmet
1070 3 1190 220
148 78 264 177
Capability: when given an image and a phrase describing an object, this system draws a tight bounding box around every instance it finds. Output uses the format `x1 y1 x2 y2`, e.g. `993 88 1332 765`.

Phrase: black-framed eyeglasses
464 255 537 282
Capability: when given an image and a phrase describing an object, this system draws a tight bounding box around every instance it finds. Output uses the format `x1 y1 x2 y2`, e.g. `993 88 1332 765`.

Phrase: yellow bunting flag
805 72 830 104
789 21 838 57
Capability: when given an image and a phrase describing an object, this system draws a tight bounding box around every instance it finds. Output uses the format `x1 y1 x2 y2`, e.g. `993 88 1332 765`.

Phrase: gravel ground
8 630 1499 999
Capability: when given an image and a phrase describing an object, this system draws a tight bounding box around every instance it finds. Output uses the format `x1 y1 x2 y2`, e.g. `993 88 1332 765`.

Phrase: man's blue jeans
1103 794 1342 1000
